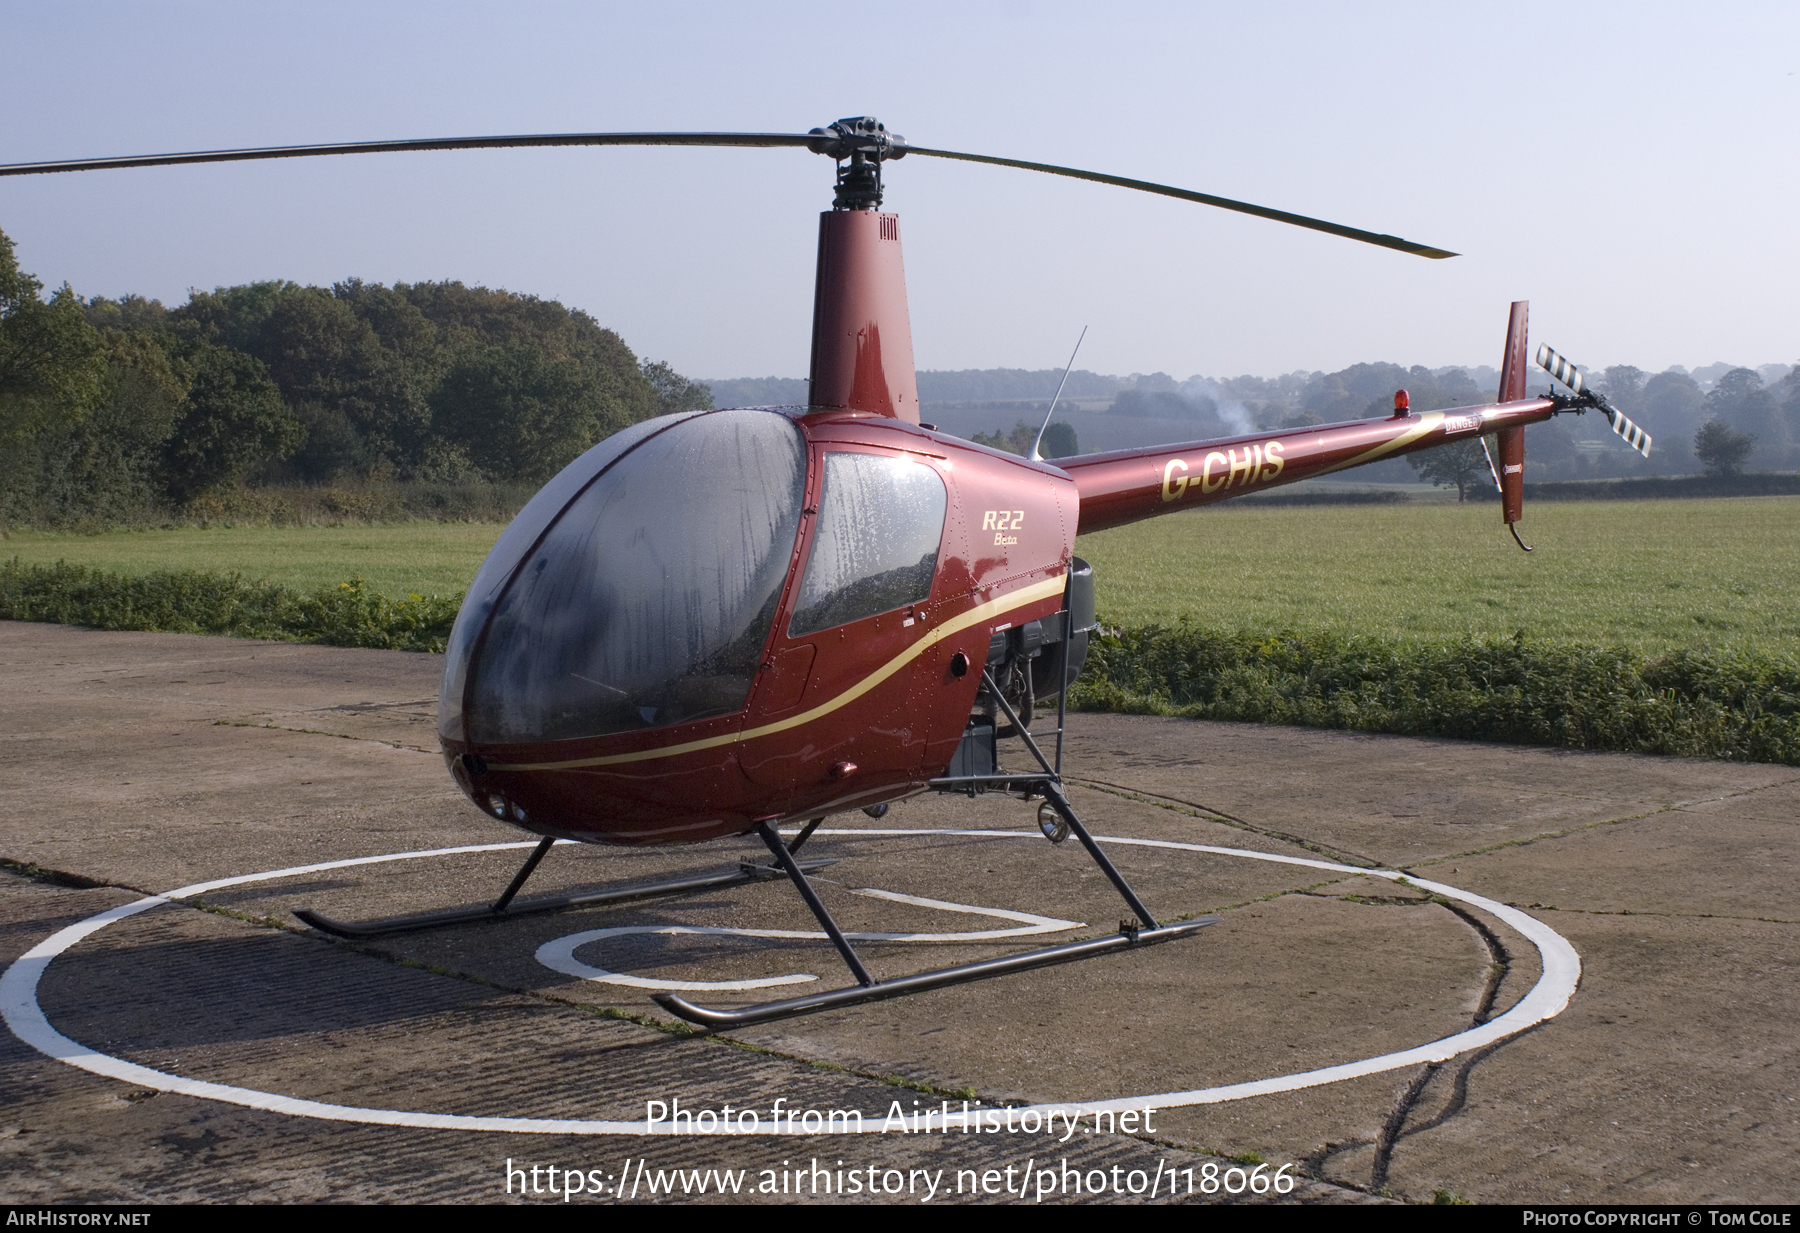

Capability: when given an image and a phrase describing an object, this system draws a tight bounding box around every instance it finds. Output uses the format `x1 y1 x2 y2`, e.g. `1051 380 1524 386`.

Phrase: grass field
8 495 1799 760
1077 496 1800 654
2 524 506 598
8 495 1800 656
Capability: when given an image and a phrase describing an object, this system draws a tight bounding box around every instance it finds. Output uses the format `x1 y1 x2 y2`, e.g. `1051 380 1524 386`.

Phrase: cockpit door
740 447 948 791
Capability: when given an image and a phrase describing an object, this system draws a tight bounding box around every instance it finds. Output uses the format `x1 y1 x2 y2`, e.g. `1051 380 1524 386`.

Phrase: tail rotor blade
1607 410 1653 457
1535 344 1586 395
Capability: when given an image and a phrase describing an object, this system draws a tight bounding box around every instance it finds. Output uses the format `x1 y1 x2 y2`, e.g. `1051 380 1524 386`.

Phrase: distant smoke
1180 377 1254 435
1214 399 1256 436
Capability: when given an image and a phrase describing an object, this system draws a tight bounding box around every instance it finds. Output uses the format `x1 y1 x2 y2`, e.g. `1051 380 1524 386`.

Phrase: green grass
8 493 1800 765
14 496 1800 655
0 523 505 597
1077 496 1800 655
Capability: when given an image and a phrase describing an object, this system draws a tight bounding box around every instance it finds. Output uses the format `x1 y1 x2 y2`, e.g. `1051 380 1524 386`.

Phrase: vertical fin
1498 301 1529 403
1496 301 1528 532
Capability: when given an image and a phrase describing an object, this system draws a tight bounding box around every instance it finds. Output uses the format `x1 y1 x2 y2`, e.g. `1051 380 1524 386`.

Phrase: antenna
1029 326 1089 462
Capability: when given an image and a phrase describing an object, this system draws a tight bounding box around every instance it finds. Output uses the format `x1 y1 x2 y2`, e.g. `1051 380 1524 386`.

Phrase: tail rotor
1535 345 1653 458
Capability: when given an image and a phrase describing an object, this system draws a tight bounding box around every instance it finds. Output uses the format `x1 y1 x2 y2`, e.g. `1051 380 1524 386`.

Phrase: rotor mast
804 118 922 422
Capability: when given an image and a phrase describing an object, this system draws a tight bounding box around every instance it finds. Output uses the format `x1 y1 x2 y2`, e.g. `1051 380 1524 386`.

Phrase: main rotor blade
905 146 1457 259
0 132 820 177
0 129 1458 259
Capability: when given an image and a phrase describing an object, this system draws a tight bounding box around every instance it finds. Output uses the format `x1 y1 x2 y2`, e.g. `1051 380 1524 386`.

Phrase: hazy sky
2 2 1793 382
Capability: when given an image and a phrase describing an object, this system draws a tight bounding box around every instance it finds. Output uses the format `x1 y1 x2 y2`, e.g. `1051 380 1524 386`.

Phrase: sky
1 2 1794 383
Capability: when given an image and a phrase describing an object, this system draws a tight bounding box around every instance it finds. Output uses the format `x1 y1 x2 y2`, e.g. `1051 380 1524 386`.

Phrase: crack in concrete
1408 775 1800 874
1071 779 1385 868
1 859 155 898
211 718 437 755
1455 772 1800 812
1408 803 1682 870
1308 896 1527 1198
311 700 436 713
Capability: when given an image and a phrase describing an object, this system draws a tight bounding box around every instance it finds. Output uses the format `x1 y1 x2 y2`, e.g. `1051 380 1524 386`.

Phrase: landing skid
293 858 837 940
652 668 1215 1031
655 920 1211 1030
295 817 834 940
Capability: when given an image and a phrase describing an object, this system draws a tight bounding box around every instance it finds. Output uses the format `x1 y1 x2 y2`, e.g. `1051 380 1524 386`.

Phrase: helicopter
0 118 1651 1029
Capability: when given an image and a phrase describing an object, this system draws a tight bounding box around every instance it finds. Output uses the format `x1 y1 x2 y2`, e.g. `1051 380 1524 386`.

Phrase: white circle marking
0 830 1580 1134
535 888 1082 991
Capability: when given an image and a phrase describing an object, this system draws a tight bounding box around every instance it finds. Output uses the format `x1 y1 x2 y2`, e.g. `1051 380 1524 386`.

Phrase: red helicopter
1 118 1650 1028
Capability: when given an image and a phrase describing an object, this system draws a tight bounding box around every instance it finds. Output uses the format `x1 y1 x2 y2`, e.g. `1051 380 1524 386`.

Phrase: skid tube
652 919 1214 1030
653 669 1214 1030
295 819 834 940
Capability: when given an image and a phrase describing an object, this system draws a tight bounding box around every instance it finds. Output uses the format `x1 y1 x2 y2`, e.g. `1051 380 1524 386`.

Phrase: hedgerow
0 560 457 652
1067 622 1800 765
8 562 1798 765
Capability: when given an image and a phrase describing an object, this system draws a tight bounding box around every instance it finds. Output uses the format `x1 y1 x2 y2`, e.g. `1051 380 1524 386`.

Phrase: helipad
2 622 1794 1203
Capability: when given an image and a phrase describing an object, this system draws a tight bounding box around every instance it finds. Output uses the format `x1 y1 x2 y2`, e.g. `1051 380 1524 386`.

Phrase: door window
788 451 947 638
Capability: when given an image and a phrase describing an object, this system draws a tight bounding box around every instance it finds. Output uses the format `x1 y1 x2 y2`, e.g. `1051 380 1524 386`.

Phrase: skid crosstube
652 918 1215 1030
293 858 837 940
654 662 1216 1030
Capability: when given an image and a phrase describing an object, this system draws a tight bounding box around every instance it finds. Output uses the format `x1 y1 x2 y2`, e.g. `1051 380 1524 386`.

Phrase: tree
1304 361 1411 421
259 288 419 479
1524 419 1580 478
1 326 191 527
431 343 620 482
1694 419 1755 478
177 282 430 480
1704 367 1786 463
1640 370 1705 452
1039 420 1078 458
160 343 304 500
1111 387 1212 418
78 330 190 507
968 419 1078 458
640 359 714 415
0 227 105 446
1408 436 1494 501
1599 365 1645 406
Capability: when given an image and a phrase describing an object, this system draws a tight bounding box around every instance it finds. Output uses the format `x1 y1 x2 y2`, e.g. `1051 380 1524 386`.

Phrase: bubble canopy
440 409 807 747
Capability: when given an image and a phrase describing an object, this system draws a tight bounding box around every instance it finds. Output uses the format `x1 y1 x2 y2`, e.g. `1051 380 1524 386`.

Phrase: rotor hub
808 116 908 210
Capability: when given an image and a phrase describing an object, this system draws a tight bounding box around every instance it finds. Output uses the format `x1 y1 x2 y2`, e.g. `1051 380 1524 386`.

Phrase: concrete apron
2 621 1794 1204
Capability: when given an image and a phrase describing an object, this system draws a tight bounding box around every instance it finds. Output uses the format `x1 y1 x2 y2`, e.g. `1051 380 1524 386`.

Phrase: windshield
458 409 806 745
437 412 705 743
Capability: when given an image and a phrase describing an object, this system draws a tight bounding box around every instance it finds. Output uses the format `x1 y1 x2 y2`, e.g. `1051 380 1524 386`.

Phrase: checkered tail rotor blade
1536 344 1653 458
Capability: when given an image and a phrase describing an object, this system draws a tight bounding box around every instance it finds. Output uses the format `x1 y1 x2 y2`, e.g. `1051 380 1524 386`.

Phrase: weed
0 857 110 890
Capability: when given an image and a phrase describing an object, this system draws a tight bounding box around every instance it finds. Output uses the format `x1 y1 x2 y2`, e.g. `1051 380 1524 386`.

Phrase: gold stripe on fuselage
488 574 1069 771
1315 412 1445 476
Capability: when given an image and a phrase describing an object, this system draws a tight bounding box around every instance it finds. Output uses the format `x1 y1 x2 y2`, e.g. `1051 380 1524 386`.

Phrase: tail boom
1061 397 1555 535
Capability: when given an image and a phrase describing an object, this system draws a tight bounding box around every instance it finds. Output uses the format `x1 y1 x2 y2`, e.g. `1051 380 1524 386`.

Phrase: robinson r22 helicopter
0 118 1652 1029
